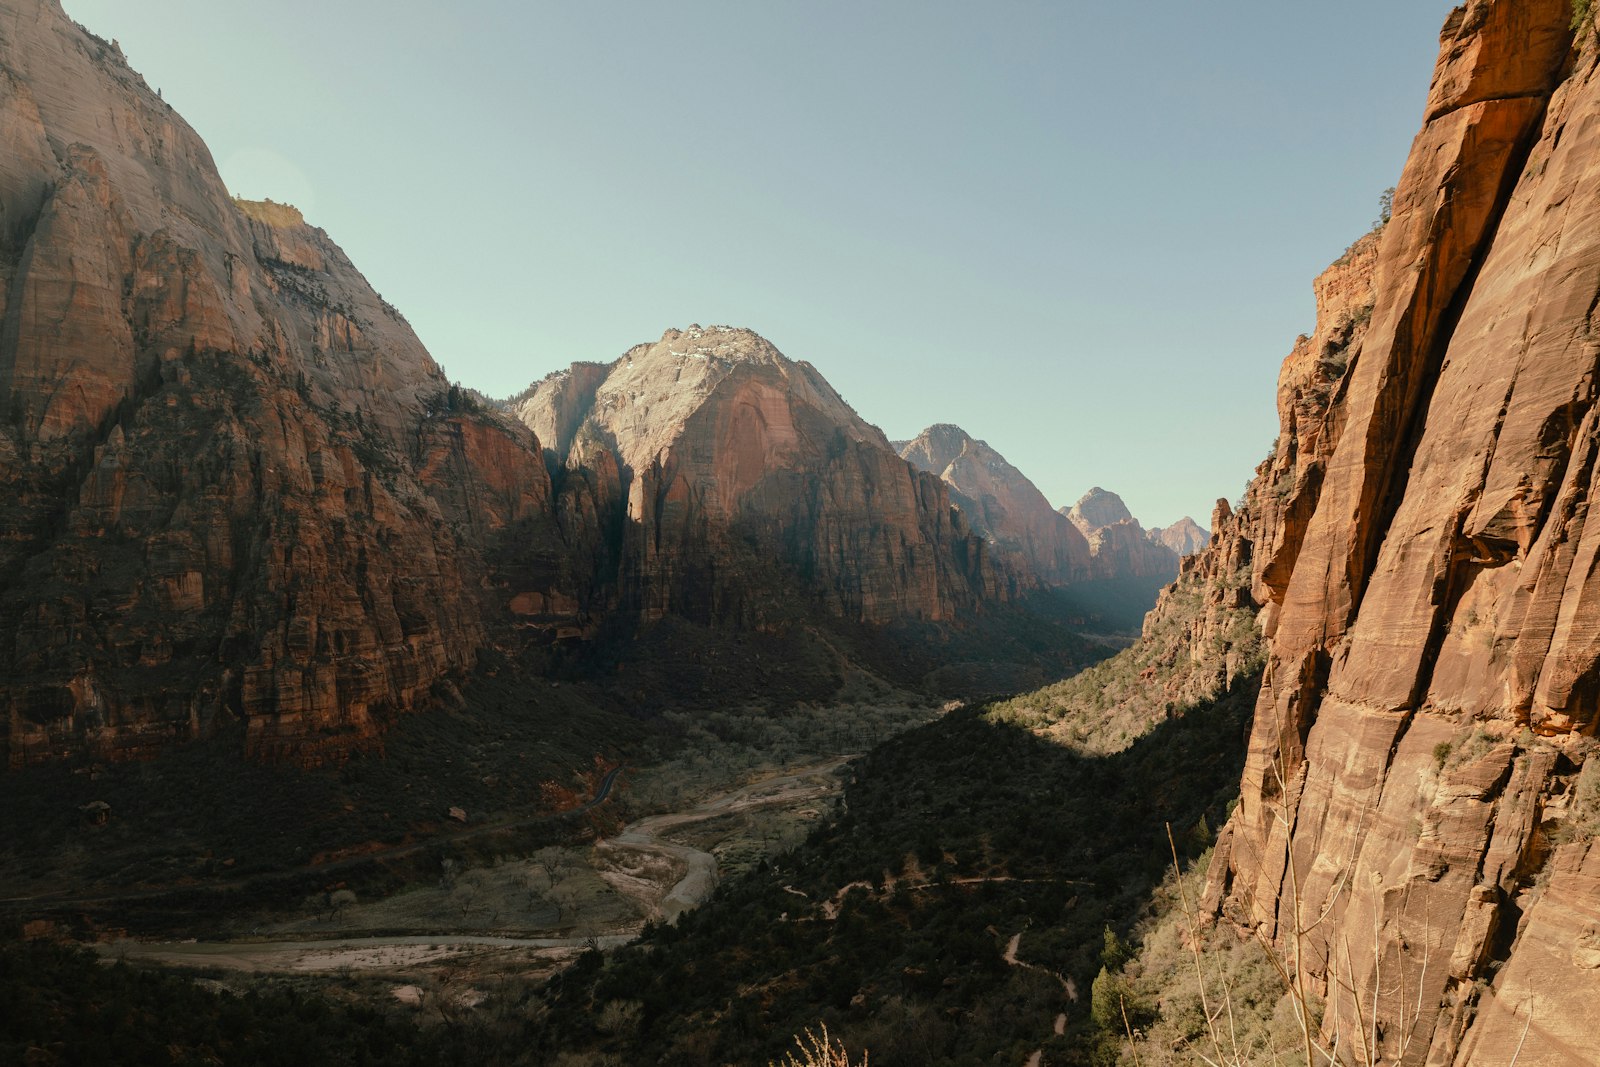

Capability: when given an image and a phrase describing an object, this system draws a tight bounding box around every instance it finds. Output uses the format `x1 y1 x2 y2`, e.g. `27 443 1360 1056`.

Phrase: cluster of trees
2 653 649 935
6 661 1262 1066
0 940 473 1067
529 678 1260 1065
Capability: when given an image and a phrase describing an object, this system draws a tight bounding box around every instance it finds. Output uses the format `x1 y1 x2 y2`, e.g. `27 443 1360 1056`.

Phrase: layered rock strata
1201 4 1600 1062
514 328 1008 626
0 0 570 764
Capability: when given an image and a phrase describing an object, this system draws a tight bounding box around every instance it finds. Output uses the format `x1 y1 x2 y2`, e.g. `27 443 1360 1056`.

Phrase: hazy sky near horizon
65 0 1452 528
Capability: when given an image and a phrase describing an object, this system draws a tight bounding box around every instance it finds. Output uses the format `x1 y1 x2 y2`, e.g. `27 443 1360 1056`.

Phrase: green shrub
1374 186 1395 229
1100 927 1134 971
1090 965 1149 1032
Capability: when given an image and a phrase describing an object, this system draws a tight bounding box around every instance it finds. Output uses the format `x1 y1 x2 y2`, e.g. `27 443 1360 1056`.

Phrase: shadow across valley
0 654 651 934
532 671 1261 1067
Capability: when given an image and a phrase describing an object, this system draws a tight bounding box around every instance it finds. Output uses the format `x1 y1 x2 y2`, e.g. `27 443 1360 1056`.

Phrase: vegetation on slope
1 496 1245 1064
519 503 1268 1064
0 653 653 929
988 566 1262 755
0 938 482 1067
2 669 1259 1067
530 676 1259 1066
1093 860 1304 1066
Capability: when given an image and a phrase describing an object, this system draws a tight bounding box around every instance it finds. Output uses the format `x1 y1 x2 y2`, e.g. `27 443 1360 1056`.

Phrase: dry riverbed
101 756 855 978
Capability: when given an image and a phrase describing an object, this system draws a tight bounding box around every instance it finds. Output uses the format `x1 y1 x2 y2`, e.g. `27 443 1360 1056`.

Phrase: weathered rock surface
0 0 1036 770
0 0 570 765
896 423 1093 585
1146 516 1209 557
1064 486 1134 532
513 328 1008 626
1063 487 1180 581
1200 3 1600 1062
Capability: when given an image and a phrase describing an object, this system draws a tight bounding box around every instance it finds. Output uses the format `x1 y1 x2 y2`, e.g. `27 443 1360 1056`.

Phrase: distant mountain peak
513 326 885 483
895 424 1090 586
1065 487 1134 531
1147 516 1210 556
920 421 975 443
899 423 983 476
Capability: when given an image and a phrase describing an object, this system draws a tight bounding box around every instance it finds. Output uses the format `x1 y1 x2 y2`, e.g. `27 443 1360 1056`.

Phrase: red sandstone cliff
0 0 566 765
513 328 1009 627
1199 3 1600 1062
0 0 1031 768
896 423 1094 585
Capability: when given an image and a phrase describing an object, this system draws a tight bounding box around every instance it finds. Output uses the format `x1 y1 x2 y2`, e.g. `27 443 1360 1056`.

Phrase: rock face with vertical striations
0 0 568 765
896 423 1093 585
513 328 1008 627
1199 3 1600 1062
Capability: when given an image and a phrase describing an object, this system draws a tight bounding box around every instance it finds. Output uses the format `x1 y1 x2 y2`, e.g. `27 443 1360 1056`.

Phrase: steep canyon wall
1201 4 1600 1062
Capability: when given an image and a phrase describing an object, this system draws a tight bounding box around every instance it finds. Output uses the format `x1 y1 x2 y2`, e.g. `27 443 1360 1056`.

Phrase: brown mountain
895 423 1092 586
1063 485 1133 530
1062 487 1179 581
1145 515 1208 557
1193 3 1600 1060
0 0 1049 769
512 328 1010 628
0 1 576 766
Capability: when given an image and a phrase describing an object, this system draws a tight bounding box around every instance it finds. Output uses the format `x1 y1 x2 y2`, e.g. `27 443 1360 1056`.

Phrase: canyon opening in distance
4 2 1600 1065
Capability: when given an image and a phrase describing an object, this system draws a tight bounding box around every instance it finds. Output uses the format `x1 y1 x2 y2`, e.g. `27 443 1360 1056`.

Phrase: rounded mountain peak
516 326 886 480
919 423 978 448
1066 486 1135 530
649 325 784 366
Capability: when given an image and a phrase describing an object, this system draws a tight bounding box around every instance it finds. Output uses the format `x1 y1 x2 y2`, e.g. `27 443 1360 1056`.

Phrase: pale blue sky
64 0 1451 527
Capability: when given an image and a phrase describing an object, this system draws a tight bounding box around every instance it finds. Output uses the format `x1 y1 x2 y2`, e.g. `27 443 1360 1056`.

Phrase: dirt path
819 880 876 920
1004 930 1076 996
596 756 852 922
1006 930 1077 1066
